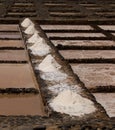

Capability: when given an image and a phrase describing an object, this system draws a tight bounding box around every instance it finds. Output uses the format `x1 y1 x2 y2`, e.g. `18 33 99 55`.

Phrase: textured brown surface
0 50 27 61
93 93 115 117
47 33 105 38
52 40 115 47
0 40 24 48
0 94 46 116
41 25 94 30
0 32 21 39
60 50 115 59
0 64 38 89
71 64 115 89
99 25 115 30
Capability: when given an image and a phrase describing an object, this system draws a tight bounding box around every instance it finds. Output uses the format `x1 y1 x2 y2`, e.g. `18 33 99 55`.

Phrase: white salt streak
40 71 67 82
35 54 67 81
48 83 81 94
49 90 96 116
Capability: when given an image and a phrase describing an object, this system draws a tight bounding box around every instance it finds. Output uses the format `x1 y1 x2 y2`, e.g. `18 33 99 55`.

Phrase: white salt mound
36 54 67 81
21 18 34 28
27 33 42 44
24 25 38 35
40 71 67 82
49 90 96 116
38 54 61 72
29 42 50 56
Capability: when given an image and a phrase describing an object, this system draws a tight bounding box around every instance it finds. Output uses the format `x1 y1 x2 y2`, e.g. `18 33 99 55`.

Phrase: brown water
0 33 21 39
0 25 19 31
0 94 46 116
0 64 39 89
0 24 47 117
0 40 24 48
0 50 27 61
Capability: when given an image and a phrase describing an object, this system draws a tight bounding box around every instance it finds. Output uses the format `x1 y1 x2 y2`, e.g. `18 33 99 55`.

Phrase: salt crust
21 18 34 28
24 25 38 35
29 42 50 56
49 90 96 116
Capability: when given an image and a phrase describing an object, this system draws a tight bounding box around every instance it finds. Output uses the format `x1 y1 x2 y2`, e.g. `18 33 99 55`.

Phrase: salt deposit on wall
29 41 51 56
21 18 34 28
24 25 38 35
49 90 96 116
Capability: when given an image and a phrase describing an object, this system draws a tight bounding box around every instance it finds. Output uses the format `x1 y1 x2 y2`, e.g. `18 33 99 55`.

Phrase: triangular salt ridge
24 24 38 35
27 32 42 44
29 42 51 56
49 90 96 117
37 54 61 72
21 18 34 28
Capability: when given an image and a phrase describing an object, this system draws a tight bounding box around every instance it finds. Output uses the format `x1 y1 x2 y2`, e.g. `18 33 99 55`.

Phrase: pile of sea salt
27 32 42 44
21 18 34 28
21 18 51 56
49 89 96 116
29 40 51 56
35 54 67 82
21 18 38 35
24 24 38 35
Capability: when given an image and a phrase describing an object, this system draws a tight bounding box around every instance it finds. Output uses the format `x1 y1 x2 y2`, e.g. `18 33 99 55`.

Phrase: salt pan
49 90 96 116
37 54 61 72
24 25 38 35
21 18 34 28
29 42 50 56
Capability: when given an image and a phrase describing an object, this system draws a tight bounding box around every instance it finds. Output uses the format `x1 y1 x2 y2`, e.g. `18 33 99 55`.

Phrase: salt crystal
49 90 96 116
37 54 61 72
24 25 38 35
21 18 34 28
